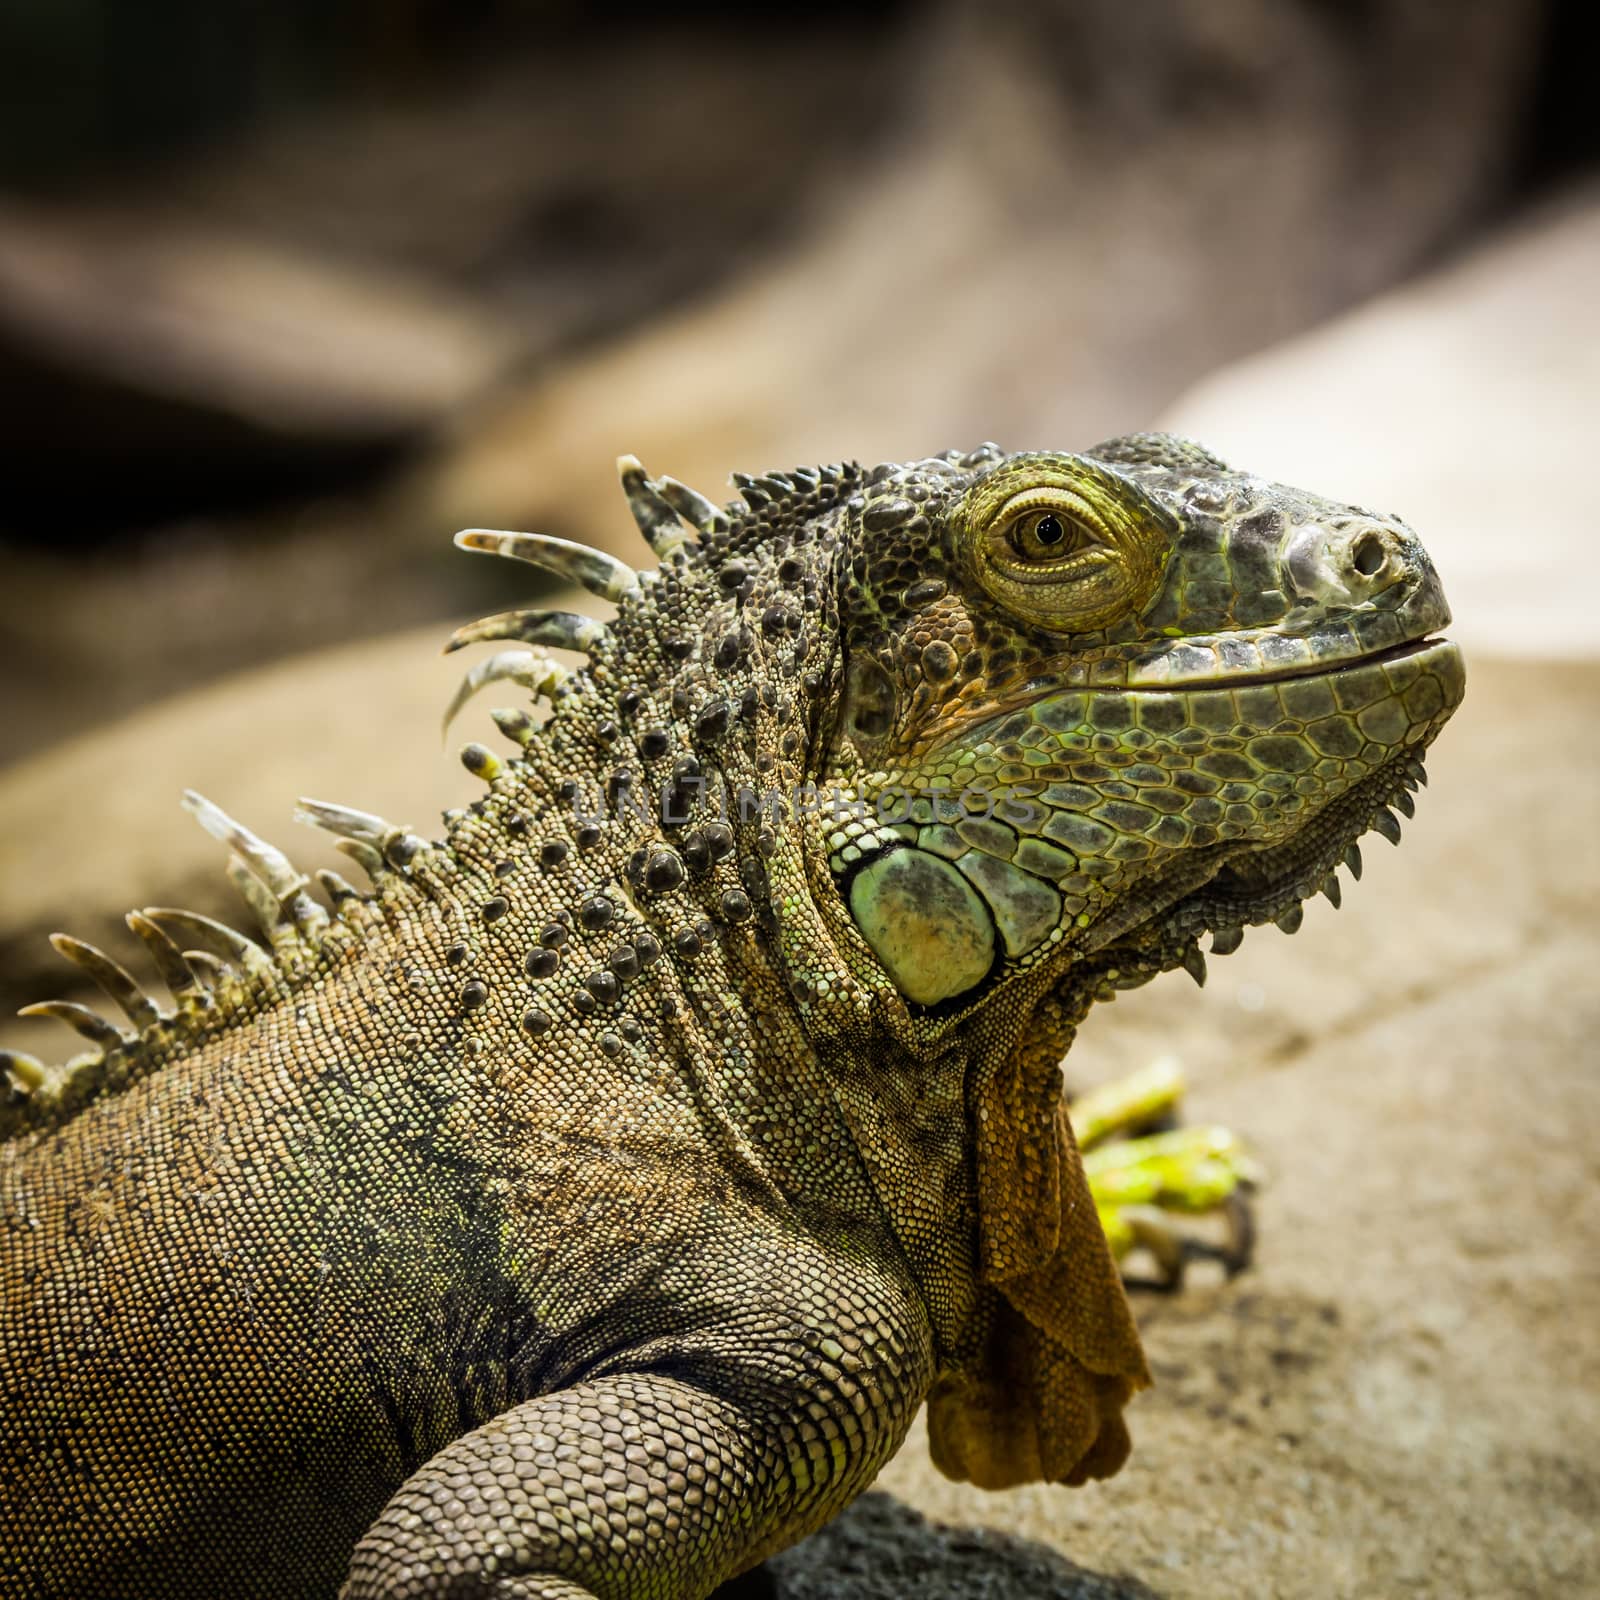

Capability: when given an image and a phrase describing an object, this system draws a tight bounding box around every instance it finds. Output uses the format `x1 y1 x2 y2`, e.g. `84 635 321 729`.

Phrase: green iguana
0 435 1463 1598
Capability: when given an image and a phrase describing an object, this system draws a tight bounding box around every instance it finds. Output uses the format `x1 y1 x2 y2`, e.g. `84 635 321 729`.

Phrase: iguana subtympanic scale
0 435 1464 1598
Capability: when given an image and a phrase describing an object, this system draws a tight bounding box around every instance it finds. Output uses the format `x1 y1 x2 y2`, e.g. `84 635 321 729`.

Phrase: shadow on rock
712 1492 1161 1600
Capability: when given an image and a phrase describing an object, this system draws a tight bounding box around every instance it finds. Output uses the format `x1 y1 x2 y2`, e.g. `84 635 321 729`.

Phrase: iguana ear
927 1035 1150 1487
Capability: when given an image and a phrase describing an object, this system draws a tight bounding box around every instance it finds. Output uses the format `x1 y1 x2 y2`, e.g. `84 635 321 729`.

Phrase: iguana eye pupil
1003 507 1087 564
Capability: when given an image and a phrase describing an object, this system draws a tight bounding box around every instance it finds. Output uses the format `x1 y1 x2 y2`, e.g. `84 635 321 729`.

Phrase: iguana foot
1072 1059 1260 1291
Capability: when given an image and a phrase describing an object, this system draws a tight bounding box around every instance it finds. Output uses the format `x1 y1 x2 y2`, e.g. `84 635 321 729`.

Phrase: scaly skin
0 434 1463 1598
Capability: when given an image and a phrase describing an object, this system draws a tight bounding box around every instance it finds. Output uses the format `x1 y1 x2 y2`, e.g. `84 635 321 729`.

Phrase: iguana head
440 432 1461 1043
801 432 1463 1022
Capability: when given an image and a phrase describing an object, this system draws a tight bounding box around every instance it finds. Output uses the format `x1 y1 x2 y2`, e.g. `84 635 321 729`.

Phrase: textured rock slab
2 642 1596 1597
1163 183 1600 659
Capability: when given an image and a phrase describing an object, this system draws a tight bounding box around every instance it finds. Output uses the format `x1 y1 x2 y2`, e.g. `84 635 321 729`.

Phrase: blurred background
1 0 1595 761
2 5 1598 1592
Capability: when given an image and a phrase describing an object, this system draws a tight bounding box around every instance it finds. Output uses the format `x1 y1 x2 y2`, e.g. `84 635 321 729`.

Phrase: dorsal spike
18 999 130 1050
49 934 162 1030
176 951 232 989
491 707 536 748
140 908 276 980
295 800 426 870
126 911 205 1000
656 475 731 536
460 742 502 783
444 609 608 657
1 1048 48 1092
225 858 292 953
617 454 692 557
182 791 299 898
441 648 571 737
1210 926 1244 956
182 791 328 938
315 868 363 904
333 838 388 884
454 529 641 605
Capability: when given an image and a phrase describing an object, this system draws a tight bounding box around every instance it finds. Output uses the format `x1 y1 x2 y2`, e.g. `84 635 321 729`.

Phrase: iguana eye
959 460 1175 634
1005 509 1093 563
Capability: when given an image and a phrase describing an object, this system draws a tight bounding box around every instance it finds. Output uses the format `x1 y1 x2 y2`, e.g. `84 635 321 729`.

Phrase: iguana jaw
829 629 1463 1025
1123 632 1450 695
1075 634 1463 977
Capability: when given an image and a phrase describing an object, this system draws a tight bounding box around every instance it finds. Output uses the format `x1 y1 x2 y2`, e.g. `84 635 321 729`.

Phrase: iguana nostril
1351 531 1388 578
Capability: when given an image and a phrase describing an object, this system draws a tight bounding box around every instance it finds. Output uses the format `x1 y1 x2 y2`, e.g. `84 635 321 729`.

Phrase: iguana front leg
343 1301 932 1599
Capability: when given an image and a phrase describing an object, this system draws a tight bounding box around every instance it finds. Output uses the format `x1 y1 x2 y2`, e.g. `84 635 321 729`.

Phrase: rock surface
4 641 1596 1598
1163 184 1600 658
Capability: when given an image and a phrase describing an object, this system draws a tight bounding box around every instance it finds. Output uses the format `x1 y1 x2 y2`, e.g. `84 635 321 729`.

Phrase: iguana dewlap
0 436 1463 1598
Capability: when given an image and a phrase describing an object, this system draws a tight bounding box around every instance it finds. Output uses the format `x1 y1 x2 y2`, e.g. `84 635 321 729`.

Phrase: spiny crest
439 452 860 763
1 792 431 1141
5 450 861 1138
721 462 862 555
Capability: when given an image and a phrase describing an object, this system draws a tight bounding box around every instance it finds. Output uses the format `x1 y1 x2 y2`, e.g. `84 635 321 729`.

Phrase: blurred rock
422 0 1543 522
1163 182 1600 658
0 0 1547 763
0 199 510 510
0 28 902 529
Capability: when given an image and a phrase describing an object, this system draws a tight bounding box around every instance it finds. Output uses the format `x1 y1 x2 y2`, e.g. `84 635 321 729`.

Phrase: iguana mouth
1133 632 1452 694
